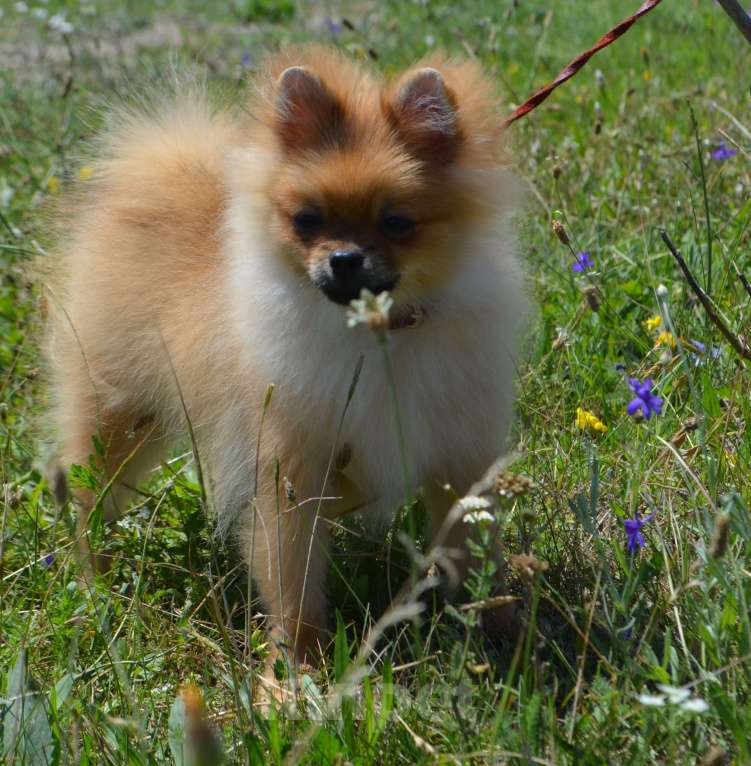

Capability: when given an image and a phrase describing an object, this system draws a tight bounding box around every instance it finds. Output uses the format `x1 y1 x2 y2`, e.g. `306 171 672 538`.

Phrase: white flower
637 694 665 707
0 186 14 208
32 7 47 19
49 11 74 33
656 284 669 298
680 697 709 714
657 684 690 704
424 34 435 47
458 495 492 511
463 510 494 525
638 686 709 714
14 2 29 12
346 289 393 331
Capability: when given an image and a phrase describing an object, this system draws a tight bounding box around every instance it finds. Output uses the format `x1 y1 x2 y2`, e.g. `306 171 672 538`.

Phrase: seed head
493 471 535 499
709 513 730 560
509 552 548 580
552 219 570 245
582 285 601 312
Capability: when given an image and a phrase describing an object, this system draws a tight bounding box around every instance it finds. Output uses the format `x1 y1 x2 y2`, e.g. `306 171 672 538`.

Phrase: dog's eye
292 208 324 236
380 213 416 240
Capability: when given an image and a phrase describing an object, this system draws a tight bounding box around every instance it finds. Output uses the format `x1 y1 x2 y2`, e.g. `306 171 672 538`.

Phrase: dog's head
253 46 512 316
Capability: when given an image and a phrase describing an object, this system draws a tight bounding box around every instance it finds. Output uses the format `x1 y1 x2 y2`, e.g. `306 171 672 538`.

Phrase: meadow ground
1 0 750 763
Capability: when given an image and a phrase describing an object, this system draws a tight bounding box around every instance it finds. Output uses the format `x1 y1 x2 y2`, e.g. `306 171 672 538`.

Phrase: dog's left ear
386 67 462 163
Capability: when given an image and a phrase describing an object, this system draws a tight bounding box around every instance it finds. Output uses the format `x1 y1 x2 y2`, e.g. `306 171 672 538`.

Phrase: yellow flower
643 70 653 82
576 407 608 433
78 165 94 181
656 330 676 348
47 176 60 194
645 315 662 331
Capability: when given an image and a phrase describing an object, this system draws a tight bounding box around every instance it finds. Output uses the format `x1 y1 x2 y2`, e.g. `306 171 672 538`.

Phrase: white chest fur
225 164 525 523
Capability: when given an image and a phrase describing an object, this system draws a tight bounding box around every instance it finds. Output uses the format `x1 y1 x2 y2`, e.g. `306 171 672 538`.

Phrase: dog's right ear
386 67 462 164
274 66 344 154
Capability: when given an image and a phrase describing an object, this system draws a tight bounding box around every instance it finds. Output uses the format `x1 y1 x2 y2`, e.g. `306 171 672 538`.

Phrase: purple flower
689 339 721 366
572 251 594 272
42 553 55 567
241 50 251 69
325 16 343 35
624 512 654 554
627 378 663 419
710 141 737 161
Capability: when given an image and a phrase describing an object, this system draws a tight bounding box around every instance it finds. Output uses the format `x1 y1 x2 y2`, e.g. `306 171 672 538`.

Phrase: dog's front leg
238 457 332 667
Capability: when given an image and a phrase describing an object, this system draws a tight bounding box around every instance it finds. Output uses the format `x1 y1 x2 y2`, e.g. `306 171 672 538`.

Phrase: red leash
502 0 664 129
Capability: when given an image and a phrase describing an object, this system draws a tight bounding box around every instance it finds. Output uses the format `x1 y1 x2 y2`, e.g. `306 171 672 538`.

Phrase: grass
1 0 750 763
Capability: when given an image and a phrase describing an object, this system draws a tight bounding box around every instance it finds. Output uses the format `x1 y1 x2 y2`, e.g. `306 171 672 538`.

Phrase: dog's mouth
316 274 399 306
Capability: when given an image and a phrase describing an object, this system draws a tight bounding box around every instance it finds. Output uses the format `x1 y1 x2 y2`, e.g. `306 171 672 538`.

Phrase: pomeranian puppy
46 46 525 663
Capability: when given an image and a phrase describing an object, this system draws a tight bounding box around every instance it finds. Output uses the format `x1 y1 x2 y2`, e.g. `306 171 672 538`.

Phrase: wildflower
47 176 60 194
658 685 708 712
571 251 593 272
637 693 665 707
424 34 435 47
78 165 94 181
655 330 676 348
42 553 54 567
346 289 392 332
645 315 662 331
627 378 663 419
642 70 652 81
49 11 74 33
463 509 494 525
325 16 343 34
32 7 48 19
594 68 605 88
241 50 251 68
689 339 721 366
460 496 494 525
0 185 13 207
14 2 29 12
623 511 654 554
552 326 569 350
637 686 708 713
458 495 492 512
575 407 607 433
710 141 737 161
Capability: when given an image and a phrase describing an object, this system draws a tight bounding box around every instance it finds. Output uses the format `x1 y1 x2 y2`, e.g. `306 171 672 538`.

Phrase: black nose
329 249 364 279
